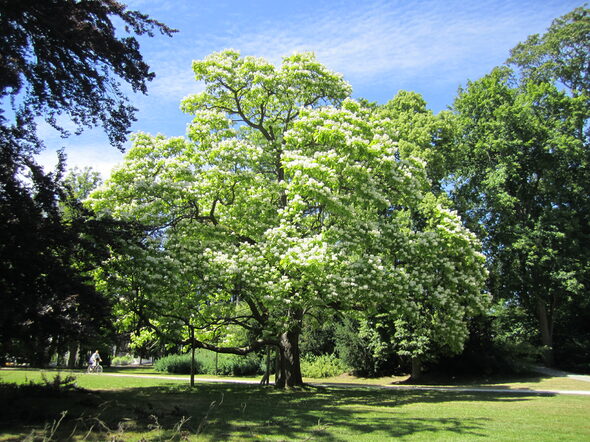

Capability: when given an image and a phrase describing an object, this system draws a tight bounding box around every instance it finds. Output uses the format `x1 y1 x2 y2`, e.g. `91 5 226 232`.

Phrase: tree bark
410 356 422 381
260 346 271 386
537 298 554 367
190 326 195 388
275 329 304 388
67 343 79 369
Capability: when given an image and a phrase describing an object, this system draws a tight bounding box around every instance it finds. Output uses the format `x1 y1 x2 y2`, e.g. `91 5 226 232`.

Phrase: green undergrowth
154 352 263 376
152 351 351 379
0 369 589 440
301 353 350 378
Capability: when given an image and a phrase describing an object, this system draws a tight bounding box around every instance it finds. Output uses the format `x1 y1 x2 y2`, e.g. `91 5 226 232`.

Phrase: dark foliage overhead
0 0 176 149
0 118 148 365
0 0 174 365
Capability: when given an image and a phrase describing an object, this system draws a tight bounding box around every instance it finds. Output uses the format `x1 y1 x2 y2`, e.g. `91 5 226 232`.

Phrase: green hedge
154 354 200 374
154 351 262 376
197 351 262 376
112 355 134 366
300 354 349 378
156 352 347 378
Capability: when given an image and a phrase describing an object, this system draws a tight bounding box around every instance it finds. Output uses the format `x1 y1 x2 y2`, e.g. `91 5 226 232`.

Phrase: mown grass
1 368 589 440
107 365 590 391
7 365 589 391
319 371 590 392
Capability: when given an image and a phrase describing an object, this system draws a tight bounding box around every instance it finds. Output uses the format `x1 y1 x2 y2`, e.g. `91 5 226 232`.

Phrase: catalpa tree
90 50 488 387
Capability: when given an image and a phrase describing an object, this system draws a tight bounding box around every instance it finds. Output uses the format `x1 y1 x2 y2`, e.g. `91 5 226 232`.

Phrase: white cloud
35 128 124 179
37 0 580 173
149 64 197 99
208 0 577 88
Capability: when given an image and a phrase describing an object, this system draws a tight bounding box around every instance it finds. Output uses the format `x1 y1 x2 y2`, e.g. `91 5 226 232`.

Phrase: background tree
508 5 590 97
0 160 136 365
377 90 457 194
449 6 590 369
330 91 469 378
64 167 104 200
0 0 175 148
0 0 174 365
90 51 488 387
451 64 589 367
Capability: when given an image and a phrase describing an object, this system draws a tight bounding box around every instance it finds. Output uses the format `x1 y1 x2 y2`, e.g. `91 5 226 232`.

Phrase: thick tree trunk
67 343 79 368
260 346 271 386
57 352 67 367
275 329 304 388
537 298 554 367
30 337 51 367
410 356 422 381
190 326 195 388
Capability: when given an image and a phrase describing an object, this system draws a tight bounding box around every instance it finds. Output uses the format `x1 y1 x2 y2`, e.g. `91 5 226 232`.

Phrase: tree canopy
0 159 138 365
0 0 175 148
451 6 590 366
90 50 489 387
508 5 590 96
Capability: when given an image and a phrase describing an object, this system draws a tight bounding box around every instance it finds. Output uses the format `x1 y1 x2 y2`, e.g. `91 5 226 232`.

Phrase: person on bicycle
89 350 101 367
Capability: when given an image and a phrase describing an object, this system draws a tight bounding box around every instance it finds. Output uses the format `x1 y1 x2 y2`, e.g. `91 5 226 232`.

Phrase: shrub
154 351 262 376
334 318 387 377
300 354 349 378
430 312 542 376
112 355 134 366
220 353 262 376
154 354 200 374
300 315 337 356
197 351 263 376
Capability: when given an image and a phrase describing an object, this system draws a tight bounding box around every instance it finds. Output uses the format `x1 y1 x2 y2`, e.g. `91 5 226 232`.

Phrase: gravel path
531 365 590 383
98 372 590 396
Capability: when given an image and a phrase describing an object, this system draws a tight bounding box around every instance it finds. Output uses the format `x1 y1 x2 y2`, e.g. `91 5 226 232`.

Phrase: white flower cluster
89 54 489 356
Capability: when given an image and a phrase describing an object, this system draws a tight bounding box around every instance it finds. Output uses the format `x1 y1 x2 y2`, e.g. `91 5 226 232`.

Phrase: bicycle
87 363 103 374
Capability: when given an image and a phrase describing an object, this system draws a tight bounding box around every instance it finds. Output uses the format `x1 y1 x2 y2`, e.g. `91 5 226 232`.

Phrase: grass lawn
307 371 590 392
1 368 589 440
8 365 588 390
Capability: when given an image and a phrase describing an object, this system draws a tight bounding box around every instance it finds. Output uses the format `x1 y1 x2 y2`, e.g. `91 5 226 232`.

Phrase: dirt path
532 365 590 383
97 372 590 396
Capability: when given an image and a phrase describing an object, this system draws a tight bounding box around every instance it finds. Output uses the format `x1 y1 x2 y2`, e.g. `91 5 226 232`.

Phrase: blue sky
37 0 583 177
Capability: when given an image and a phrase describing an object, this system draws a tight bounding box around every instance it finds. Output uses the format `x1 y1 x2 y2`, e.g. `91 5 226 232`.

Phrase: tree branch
187 337 278 355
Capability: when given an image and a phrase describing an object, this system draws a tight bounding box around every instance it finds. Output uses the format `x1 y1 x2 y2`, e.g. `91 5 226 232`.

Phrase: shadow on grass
0 379 550 441
395 370 560 388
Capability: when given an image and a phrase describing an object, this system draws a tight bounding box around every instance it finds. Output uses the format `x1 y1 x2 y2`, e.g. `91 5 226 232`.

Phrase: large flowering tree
90 50 488 387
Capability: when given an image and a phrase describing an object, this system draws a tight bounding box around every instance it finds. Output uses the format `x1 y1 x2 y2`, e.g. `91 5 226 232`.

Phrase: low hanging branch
129 295 276 358
188 337 278 356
